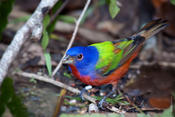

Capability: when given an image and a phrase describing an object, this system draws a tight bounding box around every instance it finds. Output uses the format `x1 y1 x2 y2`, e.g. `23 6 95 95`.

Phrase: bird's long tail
120 19 168 64
133 19 168 40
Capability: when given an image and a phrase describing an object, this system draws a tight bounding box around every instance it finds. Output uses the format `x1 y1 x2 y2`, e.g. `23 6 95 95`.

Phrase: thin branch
50 0 70 23
52 0 91 76
15 71 125 114
0 0 59 84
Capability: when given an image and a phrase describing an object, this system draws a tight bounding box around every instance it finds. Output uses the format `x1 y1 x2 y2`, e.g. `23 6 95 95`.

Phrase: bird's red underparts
69 48 140 87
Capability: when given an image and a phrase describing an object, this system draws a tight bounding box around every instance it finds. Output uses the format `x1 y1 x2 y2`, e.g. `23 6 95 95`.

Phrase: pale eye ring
77 54 83 60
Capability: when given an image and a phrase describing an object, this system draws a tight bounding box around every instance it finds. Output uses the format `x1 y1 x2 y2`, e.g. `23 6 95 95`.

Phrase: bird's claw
98 89 116 109
80 88 86 101
98 98 106 109
80 85 92 101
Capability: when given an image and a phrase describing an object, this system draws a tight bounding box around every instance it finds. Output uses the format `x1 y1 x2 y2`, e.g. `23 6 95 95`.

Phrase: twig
50 0 70 23
15 71 125 114
52 89 67 117
52 0 91 77
125 95 144 113
0 0 59 84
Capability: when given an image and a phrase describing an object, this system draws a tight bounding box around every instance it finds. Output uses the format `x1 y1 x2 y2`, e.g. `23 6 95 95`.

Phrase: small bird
63 19 168 108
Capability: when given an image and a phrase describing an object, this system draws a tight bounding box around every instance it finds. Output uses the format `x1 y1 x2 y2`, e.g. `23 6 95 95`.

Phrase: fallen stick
15 71 125 114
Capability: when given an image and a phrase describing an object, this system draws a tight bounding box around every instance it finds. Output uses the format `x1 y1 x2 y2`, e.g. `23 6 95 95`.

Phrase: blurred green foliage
170 0 175 5
47 0 63 35
109 0 120 19
94 94 129 105
44 52 52 76
106 0 120 19
41 14 50 50
63 72 72 79
0 77 28 117
0 0 14 40
10 15 30 24
58 15 75 24
41 14 52 76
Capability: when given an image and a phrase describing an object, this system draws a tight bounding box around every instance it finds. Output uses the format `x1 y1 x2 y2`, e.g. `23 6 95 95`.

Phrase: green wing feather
90 41 115 70
90 39 135 75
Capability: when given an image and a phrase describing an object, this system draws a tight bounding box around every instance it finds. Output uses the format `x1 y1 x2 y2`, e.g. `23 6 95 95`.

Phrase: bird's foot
98 97 106 109
98 90 116 109
80 85 92 101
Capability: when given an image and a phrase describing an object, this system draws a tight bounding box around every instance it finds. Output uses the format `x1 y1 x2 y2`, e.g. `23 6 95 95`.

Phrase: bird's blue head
63 46 99 76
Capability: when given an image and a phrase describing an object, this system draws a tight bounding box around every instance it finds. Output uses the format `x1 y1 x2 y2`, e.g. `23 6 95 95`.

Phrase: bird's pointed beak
62 55 74 64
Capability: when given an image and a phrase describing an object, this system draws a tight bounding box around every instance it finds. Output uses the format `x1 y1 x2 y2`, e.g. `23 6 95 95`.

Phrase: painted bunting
63 19 168 108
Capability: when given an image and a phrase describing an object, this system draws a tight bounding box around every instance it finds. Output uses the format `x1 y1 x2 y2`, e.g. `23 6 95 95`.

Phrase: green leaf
10 15 30 24
44 52 52 76
0 77 13 116
93 94 127 105
41 30 49 50
0 77 29 117
0 0 15 39
58 15 76 24
43 15 50 29
52 0 63 14
29 77 37 84
109 0 120 19
7 95 29 117
0 77 14 104
64 95 81 101
41 15 50 50
63 72 72 79
47 0 63 35
170 0 175 5
47 19 56 36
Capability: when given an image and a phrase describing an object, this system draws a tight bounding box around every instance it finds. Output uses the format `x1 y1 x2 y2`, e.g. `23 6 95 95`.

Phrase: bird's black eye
77 54 83 60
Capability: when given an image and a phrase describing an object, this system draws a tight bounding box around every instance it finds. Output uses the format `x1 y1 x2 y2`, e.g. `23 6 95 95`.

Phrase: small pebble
61 106 67 112
79 107 87 114
136 69 140 74
85 85 92 90
100 90 105 96
69 99 77 104
88 103 99 113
